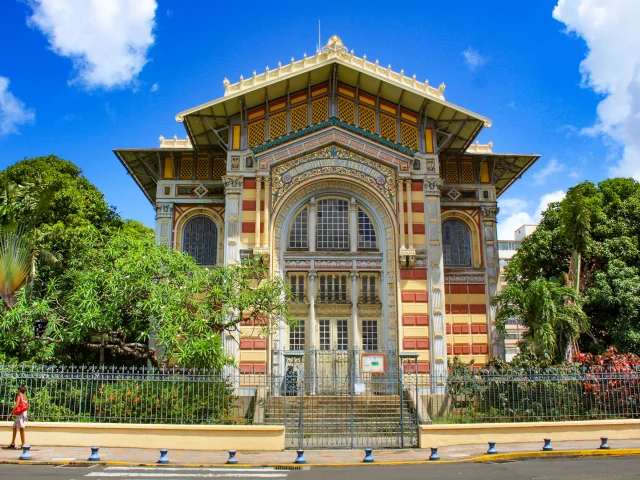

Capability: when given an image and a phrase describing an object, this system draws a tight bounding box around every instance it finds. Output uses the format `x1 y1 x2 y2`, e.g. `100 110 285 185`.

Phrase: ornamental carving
155 203 173 219
271 145 396 211
284 259 311 269
481 206 500 221
423 178 443 196
222 175 243 194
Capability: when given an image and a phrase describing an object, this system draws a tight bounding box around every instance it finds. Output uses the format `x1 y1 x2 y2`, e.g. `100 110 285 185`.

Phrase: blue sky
1 0 638 239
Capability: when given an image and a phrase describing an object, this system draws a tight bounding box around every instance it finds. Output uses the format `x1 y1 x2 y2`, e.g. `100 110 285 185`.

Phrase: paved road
1 457 640 479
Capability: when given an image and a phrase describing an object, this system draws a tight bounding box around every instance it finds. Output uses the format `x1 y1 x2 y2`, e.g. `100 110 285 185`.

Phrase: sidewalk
1 440 640 466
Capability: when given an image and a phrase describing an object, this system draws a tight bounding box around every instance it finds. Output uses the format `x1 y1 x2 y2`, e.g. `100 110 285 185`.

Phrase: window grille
379 113 397 142
247 120 266 147
269 111 287 139
196 156 209 180
358 105 376 133
316 199 349 250
445 162 459 183
400 122 419 150
179 156 193 179
357 209 377 249
211 159 226 179
337 97 356 125
318 274 348 303
182 216 218 265
289 322 305 350
311 97 329 124
289 274 305 303
461 162 475 183
362 320 379 351
289 208 308 249
442 219 472 267
360 274 377 303
290 104 308 131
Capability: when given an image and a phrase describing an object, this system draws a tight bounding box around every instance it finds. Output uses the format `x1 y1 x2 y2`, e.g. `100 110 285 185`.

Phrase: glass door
317 319 350 393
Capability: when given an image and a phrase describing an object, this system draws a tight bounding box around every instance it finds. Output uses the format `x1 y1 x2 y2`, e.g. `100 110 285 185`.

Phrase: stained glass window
442 219 472 267
182 216 218 265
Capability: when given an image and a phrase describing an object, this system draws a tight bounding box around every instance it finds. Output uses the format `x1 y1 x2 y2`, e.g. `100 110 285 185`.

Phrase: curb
1 448 640 468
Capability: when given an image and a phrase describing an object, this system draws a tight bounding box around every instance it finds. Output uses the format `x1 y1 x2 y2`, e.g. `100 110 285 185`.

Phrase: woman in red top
6 385 28 449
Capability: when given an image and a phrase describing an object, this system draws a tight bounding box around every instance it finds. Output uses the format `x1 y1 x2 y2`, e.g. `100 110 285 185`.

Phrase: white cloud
27 0 157 90
0 76 35 137
553 0 640 179
498 190 566 239
462 47 486 70
150 82 159 93
532 158 565 185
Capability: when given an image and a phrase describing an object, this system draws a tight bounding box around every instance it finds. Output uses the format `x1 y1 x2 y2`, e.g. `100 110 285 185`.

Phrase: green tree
0 223 290 368
505 178 640 355
493 277 588 363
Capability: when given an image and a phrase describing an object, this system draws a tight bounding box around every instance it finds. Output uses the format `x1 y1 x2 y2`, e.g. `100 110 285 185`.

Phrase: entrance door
317 319 350 393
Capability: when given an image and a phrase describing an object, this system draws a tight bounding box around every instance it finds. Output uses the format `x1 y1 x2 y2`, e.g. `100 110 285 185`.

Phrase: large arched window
182 216 218 265
442 218 472 267
317 198 349 250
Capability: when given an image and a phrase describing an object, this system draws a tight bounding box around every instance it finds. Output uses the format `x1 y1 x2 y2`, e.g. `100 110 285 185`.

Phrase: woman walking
5 385 28 449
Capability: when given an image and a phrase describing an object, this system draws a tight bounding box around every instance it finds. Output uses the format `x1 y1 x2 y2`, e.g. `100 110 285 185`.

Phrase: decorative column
222 175 244 384
154 202 174 247
424 178 447 391
254 176 262 250
481 206 501 358
350 197 358 252
309 197 317 252
398 177 406 251
405 180 414 251
350 271 361 381
308 271 318 394
262 177 271 250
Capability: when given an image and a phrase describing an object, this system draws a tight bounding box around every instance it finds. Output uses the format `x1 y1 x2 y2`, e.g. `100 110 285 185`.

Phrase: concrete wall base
0 422 285 451
419 419 640 448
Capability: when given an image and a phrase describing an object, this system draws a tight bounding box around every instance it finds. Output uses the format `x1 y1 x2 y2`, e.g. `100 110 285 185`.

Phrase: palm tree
0 228 31 308
493 277 588 364
561 187 591 294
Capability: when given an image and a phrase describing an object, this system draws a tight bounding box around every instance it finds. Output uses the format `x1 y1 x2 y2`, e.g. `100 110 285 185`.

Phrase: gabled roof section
176 36 492 154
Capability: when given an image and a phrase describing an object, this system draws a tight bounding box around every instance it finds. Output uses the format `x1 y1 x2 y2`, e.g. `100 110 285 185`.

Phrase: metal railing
0 364 270 425
426 368 640 424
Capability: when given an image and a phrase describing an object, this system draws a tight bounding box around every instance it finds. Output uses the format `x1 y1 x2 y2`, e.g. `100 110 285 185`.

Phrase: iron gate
269 350 420 449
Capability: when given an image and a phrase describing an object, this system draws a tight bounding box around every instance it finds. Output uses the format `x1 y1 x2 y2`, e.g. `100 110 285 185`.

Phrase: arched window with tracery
442 218 472 267
289 207 308 249
358 208 377 249
316 198 349 250
182 216 218 265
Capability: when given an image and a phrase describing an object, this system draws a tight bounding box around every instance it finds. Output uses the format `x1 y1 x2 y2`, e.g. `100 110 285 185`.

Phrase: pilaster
154 202 174 247
222 175 243 265
424 178 447 387
481 205 501 358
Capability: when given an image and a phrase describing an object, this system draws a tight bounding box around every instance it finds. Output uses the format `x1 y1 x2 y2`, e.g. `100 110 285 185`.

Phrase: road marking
86 470 288 478
104 468 285 472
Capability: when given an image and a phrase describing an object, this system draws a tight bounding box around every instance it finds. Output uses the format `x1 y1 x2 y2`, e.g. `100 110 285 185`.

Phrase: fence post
350 349 356 449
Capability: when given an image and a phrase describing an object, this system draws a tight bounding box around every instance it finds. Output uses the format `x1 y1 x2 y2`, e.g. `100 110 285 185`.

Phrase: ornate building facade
115 36 538 381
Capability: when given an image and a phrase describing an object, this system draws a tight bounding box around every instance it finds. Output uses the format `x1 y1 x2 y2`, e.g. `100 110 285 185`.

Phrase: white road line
86 473 287 478
104 468 283 472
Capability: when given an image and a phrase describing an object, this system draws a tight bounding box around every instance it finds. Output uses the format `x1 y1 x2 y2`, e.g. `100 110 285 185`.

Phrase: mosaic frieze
444 274 486 284
284 260 311 269
271 145 396 211
356 260 382 269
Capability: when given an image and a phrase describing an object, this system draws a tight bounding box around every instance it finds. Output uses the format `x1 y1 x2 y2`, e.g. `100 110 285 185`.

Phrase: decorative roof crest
321 35 348 55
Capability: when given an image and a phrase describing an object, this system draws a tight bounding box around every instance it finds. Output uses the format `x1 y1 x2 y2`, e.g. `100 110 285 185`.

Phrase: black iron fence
1 364 639 428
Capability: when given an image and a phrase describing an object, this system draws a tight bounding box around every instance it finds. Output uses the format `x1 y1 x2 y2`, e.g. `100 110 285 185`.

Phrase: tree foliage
505 178 640 356
0 156 291 369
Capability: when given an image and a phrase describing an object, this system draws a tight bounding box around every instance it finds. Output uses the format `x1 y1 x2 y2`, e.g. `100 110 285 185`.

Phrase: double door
317 319 351 393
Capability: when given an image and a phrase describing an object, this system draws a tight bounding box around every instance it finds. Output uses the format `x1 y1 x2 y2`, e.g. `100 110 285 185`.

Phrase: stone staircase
264 394 417 448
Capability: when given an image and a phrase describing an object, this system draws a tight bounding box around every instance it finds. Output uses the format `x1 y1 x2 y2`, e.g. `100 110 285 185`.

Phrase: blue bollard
543 438 553 451
487 441 498 455
88 446 100 461
363 448 374 463
157 449 169 464
294 449 306 464
227 450 238 464
429 447 440 461
19 445 32 461
600 437 610 450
